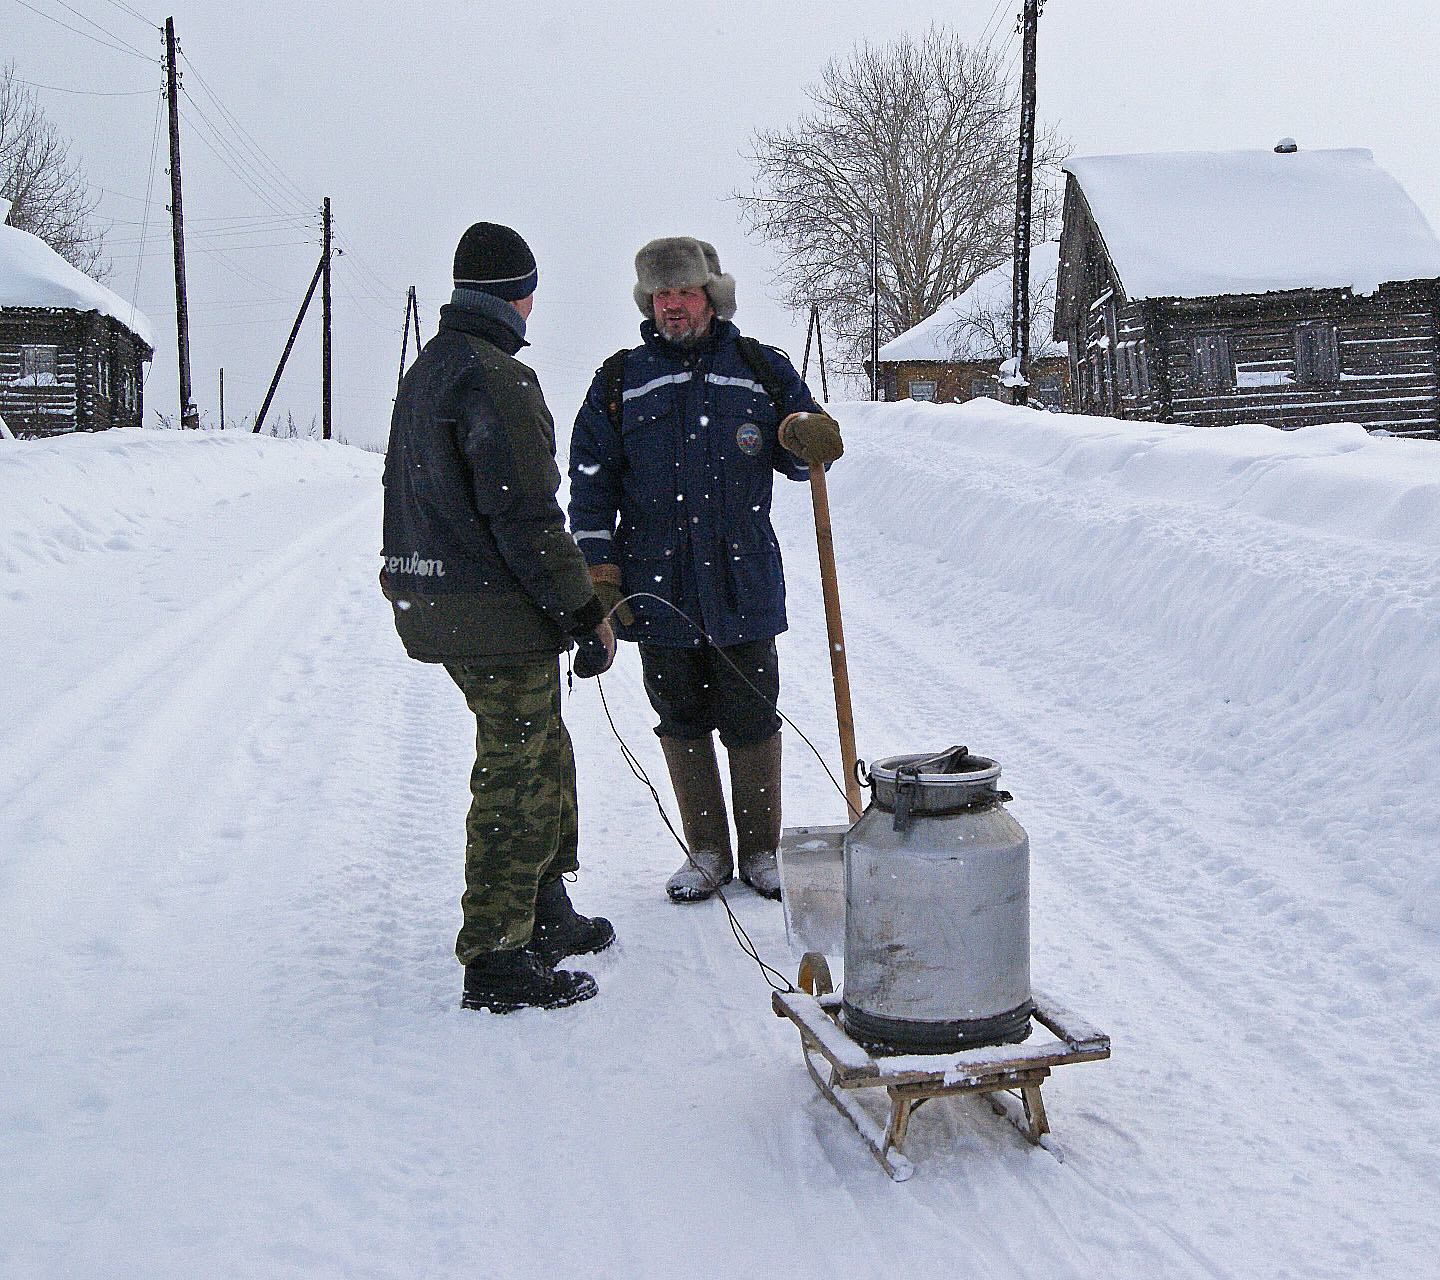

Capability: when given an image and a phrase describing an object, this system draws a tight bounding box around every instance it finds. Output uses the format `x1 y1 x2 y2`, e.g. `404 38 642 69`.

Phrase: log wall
0 308 150 437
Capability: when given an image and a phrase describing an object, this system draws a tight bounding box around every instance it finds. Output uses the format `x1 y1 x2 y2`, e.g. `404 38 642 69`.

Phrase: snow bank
829 399 1440 927
0 428 378 577
0 223 156 349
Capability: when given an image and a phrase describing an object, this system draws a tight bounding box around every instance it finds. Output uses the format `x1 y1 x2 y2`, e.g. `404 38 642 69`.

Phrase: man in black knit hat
382 222 617 1013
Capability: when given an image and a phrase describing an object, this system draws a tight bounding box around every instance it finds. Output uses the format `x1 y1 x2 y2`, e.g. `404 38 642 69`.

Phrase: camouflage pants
444 657 579 963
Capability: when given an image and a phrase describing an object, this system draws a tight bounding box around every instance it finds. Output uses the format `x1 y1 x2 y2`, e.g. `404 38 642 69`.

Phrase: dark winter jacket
568 318 823 648
381 298 601 663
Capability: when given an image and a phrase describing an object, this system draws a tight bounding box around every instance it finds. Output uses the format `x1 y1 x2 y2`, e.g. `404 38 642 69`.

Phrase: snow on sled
774 953 1111 1181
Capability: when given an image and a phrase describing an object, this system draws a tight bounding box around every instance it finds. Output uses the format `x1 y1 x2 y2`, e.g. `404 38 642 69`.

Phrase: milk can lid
865 746 1006 825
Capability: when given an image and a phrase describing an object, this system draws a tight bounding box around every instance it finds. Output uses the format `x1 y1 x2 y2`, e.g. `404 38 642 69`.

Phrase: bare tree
0 64 108 279
943 254 1064 364
737 27 1066 380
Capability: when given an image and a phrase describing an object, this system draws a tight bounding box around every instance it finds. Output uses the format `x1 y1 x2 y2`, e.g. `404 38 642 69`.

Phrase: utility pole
163 17 198 429
870 212 880 401
252 254 324 435
1010 0 1043 408
219 367 224 431
800 304 829 403
397 286 421 395
321 196 332 440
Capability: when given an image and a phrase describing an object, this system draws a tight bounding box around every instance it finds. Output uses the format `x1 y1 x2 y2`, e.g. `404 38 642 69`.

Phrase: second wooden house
1055 145 1440 436
877 242 1070 411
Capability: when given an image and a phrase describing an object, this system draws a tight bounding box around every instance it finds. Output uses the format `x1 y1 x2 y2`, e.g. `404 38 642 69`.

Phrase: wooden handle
807 463 863 819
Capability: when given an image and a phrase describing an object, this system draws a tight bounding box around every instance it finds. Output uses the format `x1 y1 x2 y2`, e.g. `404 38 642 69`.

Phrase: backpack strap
733 334 791 420
601 349 629 429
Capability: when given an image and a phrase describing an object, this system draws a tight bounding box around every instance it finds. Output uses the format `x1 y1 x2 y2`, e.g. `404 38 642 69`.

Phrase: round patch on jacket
736 422 763 456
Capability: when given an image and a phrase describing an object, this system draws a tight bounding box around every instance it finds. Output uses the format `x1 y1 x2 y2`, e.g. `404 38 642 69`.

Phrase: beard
657 315 713 348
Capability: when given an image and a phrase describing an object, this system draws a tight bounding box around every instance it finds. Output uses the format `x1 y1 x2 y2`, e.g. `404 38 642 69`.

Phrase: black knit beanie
453 222 538 301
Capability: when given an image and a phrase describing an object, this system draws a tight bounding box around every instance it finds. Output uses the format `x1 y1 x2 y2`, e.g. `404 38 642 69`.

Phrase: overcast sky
7 0 1440 449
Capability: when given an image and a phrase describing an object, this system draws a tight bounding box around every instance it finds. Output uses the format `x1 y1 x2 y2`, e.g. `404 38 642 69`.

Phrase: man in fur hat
568 236 843 902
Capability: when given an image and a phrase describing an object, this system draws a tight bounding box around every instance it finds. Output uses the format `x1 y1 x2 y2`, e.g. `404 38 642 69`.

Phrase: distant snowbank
0 428 380 577
839 399 1440 548
828 400 1440 927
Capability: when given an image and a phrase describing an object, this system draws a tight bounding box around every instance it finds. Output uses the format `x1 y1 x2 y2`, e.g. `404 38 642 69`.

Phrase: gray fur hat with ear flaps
633 236 737 321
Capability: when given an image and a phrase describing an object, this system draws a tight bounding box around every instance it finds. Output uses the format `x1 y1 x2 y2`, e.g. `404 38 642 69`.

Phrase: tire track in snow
0 494 377 947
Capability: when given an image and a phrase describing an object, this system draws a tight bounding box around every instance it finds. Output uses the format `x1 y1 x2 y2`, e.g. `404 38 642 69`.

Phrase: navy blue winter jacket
568 319 823 648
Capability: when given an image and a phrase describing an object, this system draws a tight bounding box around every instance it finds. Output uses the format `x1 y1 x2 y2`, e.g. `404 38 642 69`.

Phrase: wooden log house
877 243 1071 411
1055 146 1440 437
0 214 153 438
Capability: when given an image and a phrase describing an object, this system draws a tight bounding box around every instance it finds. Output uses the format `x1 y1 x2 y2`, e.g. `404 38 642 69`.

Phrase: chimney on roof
1275 138 1298 153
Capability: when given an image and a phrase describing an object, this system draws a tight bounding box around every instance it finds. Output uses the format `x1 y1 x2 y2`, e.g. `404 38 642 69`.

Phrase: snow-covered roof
1064 147 1440 301
878 242 1066 363
0 222 155 350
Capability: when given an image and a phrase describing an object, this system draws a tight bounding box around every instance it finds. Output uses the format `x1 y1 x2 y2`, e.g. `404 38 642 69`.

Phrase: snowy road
2 415 1436 1279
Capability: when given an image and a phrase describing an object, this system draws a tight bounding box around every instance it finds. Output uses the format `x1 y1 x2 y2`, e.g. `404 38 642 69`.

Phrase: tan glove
589 563 633 627
778 411 843 465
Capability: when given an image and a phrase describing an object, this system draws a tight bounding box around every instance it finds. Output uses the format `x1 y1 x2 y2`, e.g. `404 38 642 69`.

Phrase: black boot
461 946 597 1013
531 877 616 966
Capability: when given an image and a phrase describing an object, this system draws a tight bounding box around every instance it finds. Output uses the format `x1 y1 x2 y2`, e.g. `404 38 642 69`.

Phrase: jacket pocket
724 543 784 616
619 551 678 630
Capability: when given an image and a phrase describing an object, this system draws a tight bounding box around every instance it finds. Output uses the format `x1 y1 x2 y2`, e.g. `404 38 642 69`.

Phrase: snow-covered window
907 379 937 402
19 344 58 385
97 353 112 400
1189 332 1233 392
1294 323 1339 385
970 376 997 401
119 365 138 413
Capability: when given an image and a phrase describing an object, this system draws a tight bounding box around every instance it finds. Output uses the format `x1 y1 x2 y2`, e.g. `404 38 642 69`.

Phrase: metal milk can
841 746 1033 1055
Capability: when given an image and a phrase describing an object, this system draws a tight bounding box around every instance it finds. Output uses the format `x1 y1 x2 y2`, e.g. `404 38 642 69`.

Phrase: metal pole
253 253 325 434
870 212 880 401
1010 0 1042 407
219 367 224 431
164 18 198 429
321 197 332 440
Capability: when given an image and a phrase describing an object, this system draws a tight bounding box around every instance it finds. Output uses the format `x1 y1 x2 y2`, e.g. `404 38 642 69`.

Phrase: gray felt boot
730 733 783 900
661 735 734 901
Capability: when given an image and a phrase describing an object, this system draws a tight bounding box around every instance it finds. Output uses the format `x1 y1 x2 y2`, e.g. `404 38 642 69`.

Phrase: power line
978 0 1011 48
94 0 156 26
176 98 305 219
104 213 315 231
128 85 163 318
199 243 294 302
176 95 297 215
46 0 153 55
109 236 315 250
6 0 156 60
177 48 314 211
332 231 403 302
12 75 155 96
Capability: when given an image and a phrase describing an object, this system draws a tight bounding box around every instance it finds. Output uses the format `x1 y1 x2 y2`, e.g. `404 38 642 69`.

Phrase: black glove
572 621 616 678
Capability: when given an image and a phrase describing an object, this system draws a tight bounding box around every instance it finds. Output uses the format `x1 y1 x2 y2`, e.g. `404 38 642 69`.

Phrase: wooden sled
773 952 1111 1181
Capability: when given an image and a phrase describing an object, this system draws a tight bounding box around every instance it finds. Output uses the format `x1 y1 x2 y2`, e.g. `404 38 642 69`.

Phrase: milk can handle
853 759 872 790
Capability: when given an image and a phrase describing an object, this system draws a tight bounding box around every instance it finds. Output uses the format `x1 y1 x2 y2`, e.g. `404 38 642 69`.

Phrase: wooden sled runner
773 953 1111 1181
